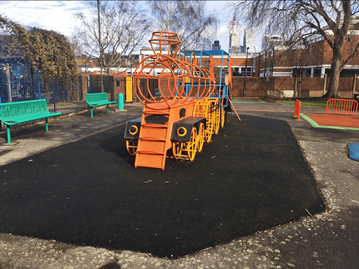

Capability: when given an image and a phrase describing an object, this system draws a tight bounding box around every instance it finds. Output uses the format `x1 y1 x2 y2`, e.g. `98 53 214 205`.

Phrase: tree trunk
323 37 345 99
5 63 12 102
324 57 341 98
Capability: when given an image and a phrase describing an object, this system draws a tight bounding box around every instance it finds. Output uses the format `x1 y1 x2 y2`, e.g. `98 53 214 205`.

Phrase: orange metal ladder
134 110 172 170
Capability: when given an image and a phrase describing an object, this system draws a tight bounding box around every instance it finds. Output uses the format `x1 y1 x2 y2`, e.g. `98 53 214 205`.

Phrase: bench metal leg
45 118 49 132
91 108 94 118
6 125 11 143
107 105 109 114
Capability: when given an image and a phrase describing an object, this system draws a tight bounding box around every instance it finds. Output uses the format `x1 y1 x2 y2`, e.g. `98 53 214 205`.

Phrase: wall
80 74 358 101
230 76 358 98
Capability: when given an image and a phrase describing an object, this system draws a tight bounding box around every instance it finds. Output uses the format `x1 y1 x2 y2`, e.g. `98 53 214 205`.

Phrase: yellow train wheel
204 117 213 143
187 127 197 161
194 98 212 143
172 141 183 159
197 122 205 153
212 100 220 135
204 110 213 143
193 99 208 118
126 139 138 156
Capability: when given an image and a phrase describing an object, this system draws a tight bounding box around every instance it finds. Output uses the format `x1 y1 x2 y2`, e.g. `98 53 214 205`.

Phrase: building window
304 68 311 77
232 67 240 76
328 69 359 78
292 68 311 78
241 67 252 77
313 69 321 78
116 80 120 87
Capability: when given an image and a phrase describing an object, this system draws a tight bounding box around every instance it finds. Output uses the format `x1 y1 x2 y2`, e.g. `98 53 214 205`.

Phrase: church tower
229 18 240 53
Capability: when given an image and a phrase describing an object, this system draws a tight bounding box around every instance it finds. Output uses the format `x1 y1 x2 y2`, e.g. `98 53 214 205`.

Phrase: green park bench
85 93 117 118
0 99 61 143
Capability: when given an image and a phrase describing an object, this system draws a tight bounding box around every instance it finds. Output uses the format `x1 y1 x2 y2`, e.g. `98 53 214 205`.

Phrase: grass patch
279 100 327 107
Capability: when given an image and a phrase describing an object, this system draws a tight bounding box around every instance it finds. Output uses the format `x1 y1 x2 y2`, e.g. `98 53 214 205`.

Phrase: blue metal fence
0 57 42 104
0 57 89 134
0 57 82 107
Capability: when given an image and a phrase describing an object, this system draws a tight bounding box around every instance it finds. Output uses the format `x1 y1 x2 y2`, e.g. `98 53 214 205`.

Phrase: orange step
134 113 172 170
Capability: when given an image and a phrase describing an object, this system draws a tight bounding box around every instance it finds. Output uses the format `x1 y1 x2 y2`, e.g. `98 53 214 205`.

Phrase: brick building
253 17 359 79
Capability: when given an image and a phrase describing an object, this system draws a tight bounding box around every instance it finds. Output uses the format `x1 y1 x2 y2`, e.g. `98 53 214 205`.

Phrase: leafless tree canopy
73 0 151 71
234 0 359 98
148 0 218 50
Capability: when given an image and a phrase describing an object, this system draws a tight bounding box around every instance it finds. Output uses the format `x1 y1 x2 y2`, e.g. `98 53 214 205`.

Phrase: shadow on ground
0 115 325 258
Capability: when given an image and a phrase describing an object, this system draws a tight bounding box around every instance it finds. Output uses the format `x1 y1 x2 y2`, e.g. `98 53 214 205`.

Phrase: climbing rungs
135 153 166 170
140 137 167 142
136 150 165 155
139 127 168 140
137 140 166 152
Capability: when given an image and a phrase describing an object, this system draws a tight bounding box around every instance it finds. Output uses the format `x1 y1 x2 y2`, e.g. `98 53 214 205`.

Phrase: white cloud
0 1 87 36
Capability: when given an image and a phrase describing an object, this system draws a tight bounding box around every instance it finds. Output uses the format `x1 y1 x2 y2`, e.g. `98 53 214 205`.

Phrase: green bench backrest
0 99 49 121
86 93 109 103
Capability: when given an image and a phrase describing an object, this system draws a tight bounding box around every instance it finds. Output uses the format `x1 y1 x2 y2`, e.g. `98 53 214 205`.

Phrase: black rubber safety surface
0 115 325 258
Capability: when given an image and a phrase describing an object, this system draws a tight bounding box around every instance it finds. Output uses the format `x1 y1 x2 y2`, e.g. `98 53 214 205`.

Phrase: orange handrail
325 98 358 116
228 99 241 121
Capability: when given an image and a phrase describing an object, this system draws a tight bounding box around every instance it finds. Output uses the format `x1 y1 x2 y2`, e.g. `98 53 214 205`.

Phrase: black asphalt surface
0 114 324 259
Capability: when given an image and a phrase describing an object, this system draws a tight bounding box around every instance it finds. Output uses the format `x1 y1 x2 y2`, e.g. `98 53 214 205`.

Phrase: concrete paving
0 100 358 269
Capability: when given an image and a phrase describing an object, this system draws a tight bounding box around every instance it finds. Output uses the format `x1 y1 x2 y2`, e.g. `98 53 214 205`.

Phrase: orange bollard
294 99 301 120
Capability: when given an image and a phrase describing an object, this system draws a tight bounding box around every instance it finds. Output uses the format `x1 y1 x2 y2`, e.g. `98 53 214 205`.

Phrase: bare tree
148 0 218 50
234 0 359 98
73 0 151 90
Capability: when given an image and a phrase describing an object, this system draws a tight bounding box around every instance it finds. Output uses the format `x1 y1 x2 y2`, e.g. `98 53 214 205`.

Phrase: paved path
0 100 358 269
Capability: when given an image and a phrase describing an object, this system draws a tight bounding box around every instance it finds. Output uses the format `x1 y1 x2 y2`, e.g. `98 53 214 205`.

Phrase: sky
0 1 260 53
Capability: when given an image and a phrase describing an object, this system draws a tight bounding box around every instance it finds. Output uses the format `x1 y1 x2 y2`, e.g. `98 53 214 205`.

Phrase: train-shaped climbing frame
124 31 238 170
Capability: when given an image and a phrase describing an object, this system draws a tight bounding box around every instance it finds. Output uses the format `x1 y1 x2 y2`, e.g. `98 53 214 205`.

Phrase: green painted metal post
45 118 49 131
7 126 11 143
118 93 124 110
91 108 93 118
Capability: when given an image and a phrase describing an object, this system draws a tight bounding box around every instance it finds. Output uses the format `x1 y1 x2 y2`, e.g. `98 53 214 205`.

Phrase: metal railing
325 98 358 116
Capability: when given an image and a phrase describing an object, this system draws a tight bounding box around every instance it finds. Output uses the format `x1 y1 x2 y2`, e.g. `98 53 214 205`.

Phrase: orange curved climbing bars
325 98 358 116
132 31 216 109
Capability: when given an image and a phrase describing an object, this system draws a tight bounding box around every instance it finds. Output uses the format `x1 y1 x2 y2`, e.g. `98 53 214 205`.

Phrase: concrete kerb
0 100 359 268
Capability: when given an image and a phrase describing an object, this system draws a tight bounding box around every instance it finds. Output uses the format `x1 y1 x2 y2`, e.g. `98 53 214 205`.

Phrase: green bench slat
0 99 61 143
85 93 117 118
87 100 117 107
2 112 61 125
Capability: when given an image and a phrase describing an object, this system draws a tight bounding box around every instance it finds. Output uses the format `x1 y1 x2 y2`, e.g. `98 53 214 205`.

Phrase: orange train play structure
124 31 239 170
